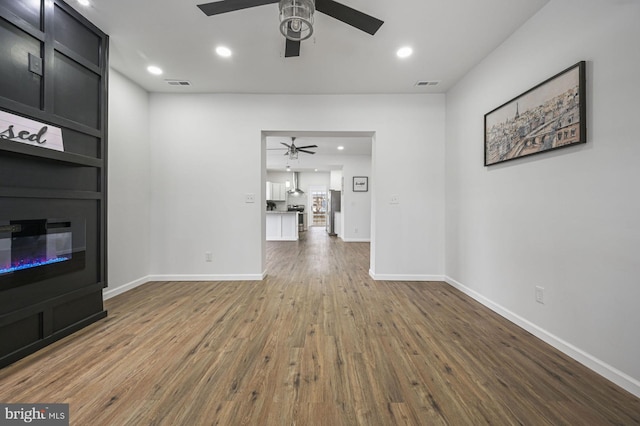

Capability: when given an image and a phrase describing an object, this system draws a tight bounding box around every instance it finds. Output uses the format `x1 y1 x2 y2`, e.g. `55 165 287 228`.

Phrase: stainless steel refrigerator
326 190 341 236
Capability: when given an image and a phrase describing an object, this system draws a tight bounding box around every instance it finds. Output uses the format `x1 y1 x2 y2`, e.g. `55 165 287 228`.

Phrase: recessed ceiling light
216 46 232 58
77 0 90 6
397 47 413 59
147 65 163 75
337 146 344 150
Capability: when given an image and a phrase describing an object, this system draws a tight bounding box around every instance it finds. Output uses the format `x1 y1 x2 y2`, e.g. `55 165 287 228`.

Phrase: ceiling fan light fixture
279 0 314 42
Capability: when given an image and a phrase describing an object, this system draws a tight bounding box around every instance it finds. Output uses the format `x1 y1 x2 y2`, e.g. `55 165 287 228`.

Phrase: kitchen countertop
266 211 299 214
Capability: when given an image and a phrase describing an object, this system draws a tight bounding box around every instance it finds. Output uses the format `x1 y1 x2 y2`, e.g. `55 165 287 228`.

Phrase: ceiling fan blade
298 149 316 154
280 142 292 148
296 145 318 149
315 0 384 35
197 0 278 16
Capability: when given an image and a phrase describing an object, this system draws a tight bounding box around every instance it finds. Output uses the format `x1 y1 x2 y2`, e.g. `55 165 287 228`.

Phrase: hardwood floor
1 227 639 425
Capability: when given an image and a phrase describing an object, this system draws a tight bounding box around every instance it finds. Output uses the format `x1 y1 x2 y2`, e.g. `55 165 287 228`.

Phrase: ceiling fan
273 137 318 159
197 0 384 58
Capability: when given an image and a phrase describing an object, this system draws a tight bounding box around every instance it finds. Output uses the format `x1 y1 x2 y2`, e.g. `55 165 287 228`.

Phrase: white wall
105 70 151 298
374 103 446 280
330 170 342 191
445 0 640 395
147 94 446 280
341 156 371 242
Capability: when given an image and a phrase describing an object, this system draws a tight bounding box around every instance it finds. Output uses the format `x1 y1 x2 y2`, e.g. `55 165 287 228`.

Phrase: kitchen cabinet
275 183 286 201
266 212 298 241
266 181 286 201
266 182 272 201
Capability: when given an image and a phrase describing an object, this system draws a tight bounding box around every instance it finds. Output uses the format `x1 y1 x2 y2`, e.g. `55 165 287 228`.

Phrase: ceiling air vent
415 80 440 87
165 80 192 86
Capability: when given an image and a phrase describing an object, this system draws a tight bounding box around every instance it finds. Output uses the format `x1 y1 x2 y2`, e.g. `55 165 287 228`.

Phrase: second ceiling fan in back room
280 137 317 159
197 0 384 58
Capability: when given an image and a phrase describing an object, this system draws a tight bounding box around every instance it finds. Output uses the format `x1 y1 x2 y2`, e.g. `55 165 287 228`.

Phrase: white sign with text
0 110 64 152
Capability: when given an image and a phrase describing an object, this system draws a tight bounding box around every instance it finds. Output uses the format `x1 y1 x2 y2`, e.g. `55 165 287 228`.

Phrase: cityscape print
485 62 585 166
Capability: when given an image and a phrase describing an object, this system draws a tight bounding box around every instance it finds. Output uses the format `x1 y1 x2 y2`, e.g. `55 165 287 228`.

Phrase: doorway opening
261 130 375 275
310 189 327 227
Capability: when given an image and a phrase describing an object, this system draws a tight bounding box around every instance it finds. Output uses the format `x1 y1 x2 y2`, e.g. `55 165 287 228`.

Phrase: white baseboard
148 273 266 282
369 270 445 282
103 275 151 300
445 275 640 399
103 272 266 301
342 237 371 243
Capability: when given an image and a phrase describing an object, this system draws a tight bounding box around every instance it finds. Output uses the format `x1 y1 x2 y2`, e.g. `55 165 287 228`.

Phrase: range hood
288 172 304 197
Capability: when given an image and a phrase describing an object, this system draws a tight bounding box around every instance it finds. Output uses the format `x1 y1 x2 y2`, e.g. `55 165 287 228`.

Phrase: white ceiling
69 0 549 171
72 0 549 94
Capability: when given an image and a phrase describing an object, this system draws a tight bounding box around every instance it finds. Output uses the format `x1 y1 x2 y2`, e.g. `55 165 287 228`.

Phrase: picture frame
353 176 368 192
484 61 586 166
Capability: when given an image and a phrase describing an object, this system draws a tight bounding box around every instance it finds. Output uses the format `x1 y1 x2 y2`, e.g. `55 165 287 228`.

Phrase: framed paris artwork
485 61 586 166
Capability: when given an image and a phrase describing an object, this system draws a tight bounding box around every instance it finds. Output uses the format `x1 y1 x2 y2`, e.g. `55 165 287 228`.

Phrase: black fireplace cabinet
0 0 108 367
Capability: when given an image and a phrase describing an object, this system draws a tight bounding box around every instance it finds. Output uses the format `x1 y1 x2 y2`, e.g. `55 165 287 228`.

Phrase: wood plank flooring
1 227 639 425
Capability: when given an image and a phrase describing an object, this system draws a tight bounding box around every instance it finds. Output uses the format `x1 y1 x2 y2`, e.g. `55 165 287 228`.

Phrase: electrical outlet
354 227 358 234
245 193 256 203
535 286 544 304
205 252 213 262
28 53 43 76
390 195 400 204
